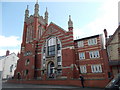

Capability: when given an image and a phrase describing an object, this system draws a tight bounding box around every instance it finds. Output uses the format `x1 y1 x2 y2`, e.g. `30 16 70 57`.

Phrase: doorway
47 62 54 78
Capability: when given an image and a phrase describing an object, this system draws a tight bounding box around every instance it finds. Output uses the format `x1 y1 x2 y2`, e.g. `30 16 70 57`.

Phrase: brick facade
14 2 111 88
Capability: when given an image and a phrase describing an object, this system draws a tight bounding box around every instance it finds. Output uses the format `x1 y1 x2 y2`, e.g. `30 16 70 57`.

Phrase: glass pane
57 44 60 50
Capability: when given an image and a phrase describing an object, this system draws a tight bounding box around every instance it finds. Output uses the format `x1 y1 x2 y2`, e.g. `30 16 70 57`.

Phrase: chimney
17 52 20 58
104 29 107 38
6 50 10 56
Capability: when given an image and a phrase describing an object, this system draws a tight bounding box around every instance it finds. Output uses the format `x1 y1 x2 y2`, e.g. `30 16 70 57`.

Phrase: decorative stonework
34 3 39 17
48 26 57 34
38 16 46 25
26 15 34 25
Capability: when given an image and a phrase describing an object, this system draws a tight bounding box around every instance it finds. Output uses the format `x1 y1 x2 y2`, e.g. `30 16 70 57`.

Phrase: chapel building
14 2 111 87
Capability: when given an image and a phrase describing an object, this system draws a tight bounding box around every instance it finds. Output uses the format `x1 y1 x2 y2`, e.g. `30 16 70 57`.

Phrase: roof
50 22 67 32
0 56 6 60
0 53 18 60
74 34 101 42
107 25 120 45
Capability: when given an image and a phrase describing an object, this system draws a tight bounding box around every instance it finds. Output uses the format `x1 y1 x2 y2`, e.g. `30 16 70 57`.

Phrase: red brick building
74 34 111 80
14 2 111 87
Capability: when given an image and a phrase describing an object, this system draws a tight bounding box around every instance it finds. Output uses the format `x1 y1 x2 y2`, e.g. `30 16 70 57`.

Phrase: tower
68 15 73 31
21 5 29 53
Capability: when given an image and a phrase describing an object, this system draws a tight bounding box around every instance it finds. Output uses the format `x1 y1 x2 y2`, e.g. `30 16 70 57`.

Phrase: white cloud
73 28 86 40
74 0 119 38
0 35 21 56
0 49 20 56
0 35 21 47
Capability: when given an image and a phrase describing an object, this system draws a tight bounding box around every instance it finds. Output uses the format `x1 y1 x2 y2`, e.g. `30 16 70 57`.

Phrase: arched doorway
47 62 54 78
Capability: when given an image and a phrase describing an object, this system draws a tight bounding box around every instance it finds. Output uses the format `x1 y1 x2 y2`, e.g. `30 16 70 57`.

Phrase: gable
109 31 118 44
107 25 120 45
39 22 74 48
45 22 67 36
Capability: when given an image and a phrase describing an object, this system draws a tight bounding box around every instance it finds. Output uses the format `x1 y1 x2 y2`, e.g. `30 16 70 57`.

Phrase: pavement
2 80 105 90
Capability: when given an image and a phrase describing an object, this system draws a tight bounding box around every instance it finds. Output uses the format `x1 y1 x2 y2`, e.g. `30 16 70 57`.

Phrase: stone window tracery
42 37 62 76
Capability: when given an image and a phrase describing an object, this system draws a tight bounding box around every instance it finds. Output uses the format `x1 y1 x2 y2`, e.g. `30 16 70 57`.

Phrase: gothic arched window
26 26 33 43
42 37 62 72
47 37 56 56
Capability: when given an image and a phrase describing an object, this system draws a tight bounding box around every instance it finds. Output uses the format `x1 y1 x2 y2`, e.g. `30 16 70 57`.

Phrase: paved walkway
2 81 104 90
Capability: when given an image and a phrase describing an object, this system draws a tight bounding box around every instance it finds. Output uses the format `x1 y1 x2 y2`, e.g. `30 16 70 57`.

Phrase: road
2 81 105 90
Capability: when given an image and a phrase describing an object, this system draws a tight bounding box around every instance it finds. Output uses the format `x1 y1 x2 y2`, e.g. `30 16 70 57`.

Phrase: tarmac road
2 81 105 90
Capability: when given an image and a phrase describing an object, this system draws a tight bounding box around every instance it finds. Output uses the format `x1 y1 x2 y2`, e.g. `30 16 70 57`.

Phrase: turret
25 5 29 21
34 0 39 17
44 7 48 25
68 15 73 31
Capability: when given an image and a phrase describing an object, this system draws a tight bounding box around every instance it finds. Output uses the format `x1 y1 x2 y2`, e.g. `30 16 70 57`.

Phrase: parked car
105 73 120 90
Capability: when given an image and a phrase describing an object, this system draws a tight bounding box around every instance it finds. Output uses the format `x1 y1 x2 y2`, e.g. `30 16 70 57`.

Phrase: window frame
77 41 84 47
91 64 102 73
48 45 55 56
25 59 30 66
79 52 85 60
88 38 97 46
80 65 87 74
89 50 100 59
24 69 29 76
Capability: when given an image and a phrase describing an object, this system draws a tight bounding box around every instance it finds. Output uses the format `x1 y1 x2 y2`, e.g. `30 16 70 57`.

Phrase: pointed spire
45 7 48 16
46 7 48 11
68 15 73 30
69 15 71 21
45 7 48 24
34 0 39 17
25 5 29 21
27 5 29 10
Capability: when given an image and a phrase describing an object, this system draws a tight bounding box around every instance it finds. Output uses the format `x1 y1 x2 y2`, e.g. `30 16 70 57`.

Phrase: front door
47 62 54 78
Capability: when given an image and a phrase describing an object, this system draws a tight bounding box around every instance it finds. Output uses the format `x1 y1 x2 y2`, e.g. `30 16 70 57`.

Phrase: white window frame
91 64 102 73
88 38 97 46
57 50 61 56
79 52 85 60
58 62 62 65
48 37 56 46
43 53 45 59
80 65 87 73
77 41 84 47
89 50 100 59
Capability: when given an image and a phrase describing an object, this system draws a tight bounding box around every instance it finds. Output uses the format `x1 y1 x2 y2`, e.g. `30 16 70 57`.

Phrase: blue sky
0 0 119 56
2 2 101 37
